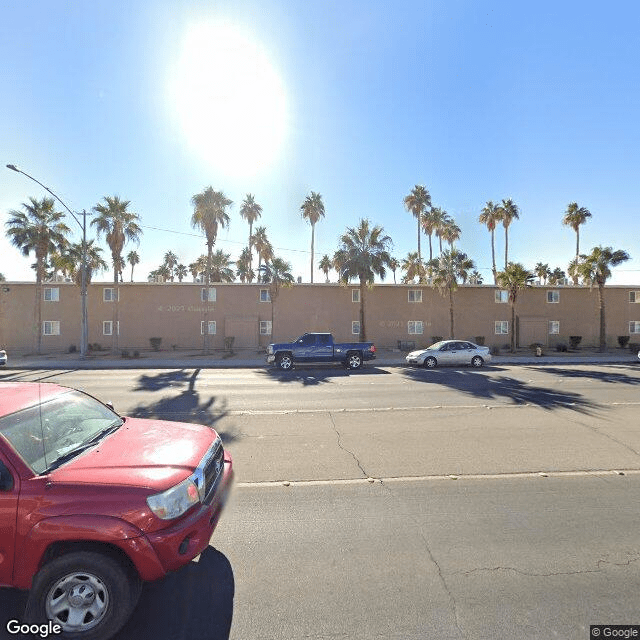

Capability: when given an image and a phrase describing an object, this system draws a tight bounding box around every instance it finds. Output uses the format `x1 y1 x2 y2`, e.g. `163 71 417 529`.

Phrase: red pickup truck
0 381 233 639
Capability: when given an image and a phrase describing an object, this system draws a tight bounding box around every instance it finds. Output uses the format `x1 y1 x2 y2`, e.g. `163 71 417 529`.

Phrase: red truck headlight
147 477 201 520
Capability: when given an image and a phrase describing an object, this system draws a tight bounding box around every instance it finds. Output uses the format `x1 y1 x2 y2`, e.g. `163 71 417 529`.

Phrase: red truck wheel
25 551 140 640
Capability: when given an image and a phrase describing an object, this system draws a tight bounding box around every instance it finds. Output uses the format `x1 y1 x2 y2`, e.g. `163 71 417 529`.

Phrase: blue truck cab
266 332 376 370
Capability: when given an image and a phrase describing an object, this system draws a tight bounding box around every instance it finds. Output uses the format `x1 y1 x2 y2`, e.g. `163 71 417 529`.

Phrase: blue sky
1 0 638 285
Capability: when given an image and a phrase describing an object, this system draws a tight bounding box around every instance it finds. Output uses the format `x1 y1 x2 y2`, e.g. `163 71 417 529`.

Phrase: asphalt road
1 364 639 639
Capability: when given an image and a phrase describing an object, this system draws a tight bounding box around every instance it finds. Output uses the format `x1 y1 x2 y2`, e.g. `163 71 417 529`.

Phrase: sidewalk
3 347 638 370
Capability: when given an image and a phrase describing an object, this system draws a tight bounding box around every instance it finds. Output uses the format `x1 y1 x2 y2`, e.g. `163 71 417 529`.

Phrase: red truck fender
13 514 165 589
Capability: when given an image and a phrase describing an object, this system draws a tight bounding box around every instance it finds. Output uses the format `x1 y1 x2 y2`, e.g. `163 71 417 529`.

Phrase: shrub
628 342 640 354
555 343 568 352
490 345 500 356
569 336 582 350
149 337 162 351
618 336 630 349
68 344 77 353
133 350 140 358
121 350 130 358
92 343 102 351
432 336 443 344
474 336 485 346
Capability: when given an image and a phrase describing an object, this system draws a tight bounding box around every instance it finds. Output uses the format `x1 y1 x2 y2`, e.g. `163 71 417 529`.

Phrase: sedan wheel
471 355 484 368
424 356 437 368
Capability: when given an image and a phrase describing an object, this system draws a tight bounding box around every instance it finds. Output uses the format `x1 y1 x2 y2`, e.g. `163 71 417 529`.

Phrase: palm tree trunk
510 300 516 353
491 228 497 284
204 243 213 354
359 275 366 342
112 262 119 355
576 228 580 260
504 227 509 269
249 222 253 283
598 283 606 351
417 219 421 264
449 288 455 339
310 224 315 283
428 234 433 262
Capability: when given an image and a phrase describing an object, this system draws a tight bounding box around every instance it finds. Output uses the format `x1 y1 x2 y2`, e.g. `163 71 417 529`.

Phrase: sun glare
169 21 287 176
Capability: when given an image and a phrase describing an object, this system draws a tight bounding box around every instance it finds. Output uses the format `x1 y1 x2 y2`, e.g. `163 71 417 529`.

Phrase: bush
432 336 443 344
474 336 485 346
133 350 140 358
569 336 582 350
149 337 162 351
92 343 102 351
628 342 640 354
490 345 500 356
121 350 130 358
555 343 568 352
618 336 630 349
68 344 77 353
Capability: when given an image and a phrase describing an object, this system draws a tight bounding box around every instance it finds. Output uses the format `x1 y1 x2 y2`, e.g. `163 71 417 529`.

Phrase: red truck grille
202 439 225 504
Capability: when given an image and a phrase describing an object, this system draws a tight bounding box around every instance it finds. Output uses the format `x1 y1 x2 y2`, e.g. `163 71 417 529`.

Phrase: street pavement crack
327 411 369 479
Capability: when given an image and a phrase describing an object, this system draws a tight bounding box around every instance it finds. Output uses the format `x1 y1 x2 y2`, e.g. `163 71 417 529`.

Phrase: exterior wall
1 281 639 354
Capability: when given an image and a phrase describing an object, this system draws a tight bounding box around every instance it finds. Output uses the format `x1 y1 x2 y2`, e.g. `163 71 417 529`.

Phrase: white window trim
44 287 59 302
630 291 640 303
351 321 360 335
103 320 120 336
103 287 118 302
630 321 640 334
495 290 508 303
547 290 560 303
352 289 360 303
201 287 217 302
549 321 560 335
408 320 424 335
495 320 509 335
259 289 271 302
200 320 217 335
408 290 423 303
43 321 60 336
260 320 272 335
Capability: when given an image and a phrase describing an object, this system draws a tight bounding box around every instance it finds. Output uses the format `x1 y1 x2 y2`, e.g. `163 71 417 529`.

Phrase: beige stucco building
1 280 639 355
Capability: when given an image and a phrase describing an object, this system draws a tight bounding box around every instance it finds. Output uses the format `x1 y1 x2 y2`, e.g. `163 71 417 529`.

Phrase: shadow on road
523 364 640 386
258 364 391 386
400 366 600 414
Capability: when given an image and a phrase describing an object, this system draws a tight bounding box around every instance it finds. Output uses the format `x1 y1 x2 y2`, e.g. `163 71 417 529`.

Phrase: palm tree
92 195 142 353
209 249 235 282
300 191 325 283
188 261 200 282
548 267 566 285
64 240 108 286
259 257 294 338
163 251 179 281
6 197 70 354
191 187 233 353
440 218 461 249
403 185 431 265
428 249 475 339
421 207 441 263
496 262 534 352
479 201 502 284
174 264 188 283
236 247 254 283
332 219 393 342
576 246 630 351
563 203 592 283
499 198 520 269
240 194 262 282
127 250 140 282
388 257 400 284
0 273 5 282
430 207 449 255
469 270 483 285
319 254 332 283
251 226 273 275
401 252 425 284
534 262 550 285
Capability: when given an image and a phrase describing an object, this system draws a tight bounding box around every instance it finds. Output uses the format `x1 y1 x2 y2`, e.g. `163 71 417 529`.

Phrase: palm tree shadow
133 368 201 392
258 365 391 386
524 365 640 386
113 546 234 640
400 367 600 414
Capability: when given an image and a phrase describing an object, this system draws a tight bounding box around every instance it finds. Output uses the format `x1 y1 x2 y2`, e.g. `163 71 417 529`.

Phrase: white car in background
0 349 6 366
406 340 491 368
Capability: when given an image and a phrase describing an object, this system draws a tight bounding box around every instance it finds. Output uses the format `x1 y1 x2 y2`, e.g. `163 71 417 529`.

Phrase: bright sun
169 21 288 176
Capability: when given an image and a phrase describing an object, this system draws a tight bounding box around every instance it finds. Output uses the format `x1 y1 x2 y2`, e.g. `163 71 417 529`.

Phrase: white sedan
405 340 491 368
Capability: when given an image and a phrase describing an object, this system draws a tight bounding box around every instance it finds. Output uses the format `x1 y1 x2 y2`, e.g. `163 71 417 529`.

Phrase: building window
495 290 508 303
549 321 560 334
495 321 509 335
259 289 271 302
44 287 59 302
201 287 217 302
630 321 640 334
352 321 360 335
352 289 360 303
103 321 120 336
103 288 118 302
43 321 60 336
408 290 422 303
408 320 424 335
200 321 217 335
630 291 640 303
547 290 560 303
260 321 272 335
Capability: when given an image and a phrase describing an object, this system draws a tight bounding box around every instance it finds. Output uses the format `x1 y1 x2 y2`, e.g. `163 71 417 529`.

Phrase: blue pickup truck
266 333 376 370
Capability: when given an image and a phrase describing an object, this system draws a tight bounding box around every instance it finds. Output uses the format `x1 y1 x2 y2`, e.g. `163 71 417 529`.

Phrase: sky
1 0 639 286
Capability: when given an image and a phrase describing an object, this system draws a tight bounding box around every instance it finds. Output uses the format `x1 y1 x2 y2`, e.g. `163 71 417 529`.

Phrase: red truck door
0 452 19 587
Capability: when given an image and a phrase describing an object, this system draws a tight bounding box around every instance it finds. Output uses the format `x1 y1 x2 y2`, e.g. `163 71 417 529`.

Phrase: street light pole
6 164 89 358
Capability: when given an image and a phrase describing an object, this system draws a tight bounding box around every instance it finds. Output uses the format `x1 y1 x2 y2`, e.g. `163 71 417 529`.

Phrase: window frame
351 321 360 335
200 320 217 335
102 320 120 336
259 289 271 302
407 320 424 335
495 290 509 303
43 287 59 302
629 321 640 334
259 320 272 335
494 320 509 335
549 321 560 335
630 291 640 303
352 289 360 303
201 287 217 302
408 289 423 303
547 290 560 303
42 321 60 336
103 287 118 302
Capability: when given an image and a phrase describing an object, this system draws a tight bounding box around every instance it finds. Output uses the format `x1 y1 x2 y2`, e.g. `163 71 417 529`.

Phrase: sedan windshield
0 390 123 474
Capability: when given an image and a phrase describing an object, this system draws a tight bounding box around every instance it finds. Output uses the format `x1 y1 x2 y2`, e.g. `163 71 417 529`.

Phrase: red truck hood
49 417 217 492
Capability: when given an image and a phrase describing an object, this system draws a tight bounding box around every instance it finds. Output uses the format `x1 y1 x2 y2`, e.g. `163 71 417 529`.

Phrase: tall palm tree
163 251 179 281
421 207 441 263
401 251 425 284
403 185 431 265
430 207 449 255
499 198 520 269
319 254 332 283
548 267 566 285
191 187 233 353
469 270 483 285
259 257 294 339
428 249 475 339
300 191 325 283
240 194 262 282
251 226 273 275
127 250 140 282
236 247 254 283
208 249 235 282
332 219 392 342
388 257 399 284
496 262 534 352
92 195 142 353
174 264 188 283
479 201 502 284
440 218 461 249
188 261 200 282
64 240 108 286
563 202 592 283
534 262 550 285
576 246 630 351
6 197 70 354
